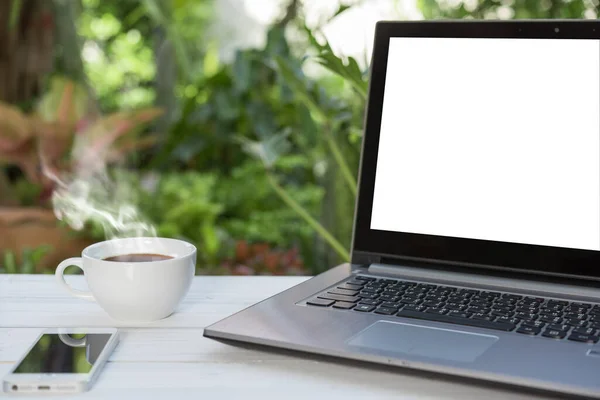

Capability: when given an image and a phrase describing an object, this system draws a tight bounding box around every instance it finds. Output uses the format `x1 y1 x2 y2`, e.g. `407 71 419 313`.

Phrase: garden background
0 0 597 276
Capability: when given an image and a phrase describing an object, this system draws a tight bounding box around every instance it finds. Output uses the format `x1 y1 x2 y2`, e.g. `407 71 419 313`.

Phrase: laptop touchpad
347 321 498 363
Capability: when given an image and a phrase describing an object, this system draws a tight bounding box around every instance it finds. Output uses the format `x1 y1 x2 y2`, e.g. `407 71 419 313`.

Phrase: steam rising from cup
41 115 158 243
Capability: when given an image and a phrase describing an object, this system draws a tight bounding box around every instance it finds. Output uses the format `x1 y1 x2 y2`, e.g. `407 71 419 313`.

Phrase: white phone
2 328 119 394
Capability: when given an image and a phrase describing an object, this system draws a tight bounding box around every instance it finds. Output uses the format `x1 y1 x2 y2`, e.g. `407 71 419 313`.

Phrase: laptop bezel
352 20 600 282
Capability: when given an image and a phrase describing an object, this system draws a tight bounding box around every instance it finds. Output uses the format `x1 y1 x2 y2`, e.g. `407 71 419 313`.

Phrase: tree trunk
0 0 55 104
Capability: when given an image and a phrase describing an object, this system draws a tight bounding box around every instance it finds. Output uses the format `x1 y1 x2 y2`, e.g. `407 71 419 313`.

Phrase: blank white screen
371 38 600 251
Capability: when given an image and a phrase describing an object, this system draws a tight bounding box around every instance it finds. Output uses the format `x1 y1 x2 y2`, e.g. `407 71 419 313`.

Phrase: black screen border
352 20 600 282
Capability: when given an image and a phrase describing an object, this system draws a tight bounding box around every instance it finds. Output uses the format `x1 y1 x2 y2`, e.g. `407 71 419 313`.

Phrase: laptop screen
371 37 600 251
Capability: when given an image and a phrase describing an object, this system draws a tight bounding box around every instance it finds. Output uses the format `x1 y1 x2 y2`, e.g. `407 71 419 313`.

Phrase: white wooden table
0 275 553 399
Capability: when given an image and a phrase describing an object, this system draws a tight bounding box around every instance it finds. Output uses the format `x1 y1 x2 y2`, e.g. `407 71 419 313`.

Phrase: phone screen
13 334 113 374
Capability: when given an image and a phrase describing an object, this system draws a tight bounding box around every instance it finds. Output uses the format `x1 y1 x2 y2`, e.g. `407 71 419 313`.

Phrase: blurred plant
149 24 363 265
233 22 369 263
77 0 213 112
216 240 308 276
0 77 162 207
1 245 52 274
215 157 324 266
136 171 225 267
417 0 597 19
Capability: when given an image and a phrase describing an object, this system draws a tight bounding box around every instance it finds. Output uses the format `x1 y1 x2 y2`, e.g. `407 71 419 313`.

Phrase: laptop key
466 306 489 314
328 288 359 296
539 311 561 318
568 333 599 344
318 294 360 303
346 279 366 287
399 298 423 305
359 299 381 306
470 300 493 307
472 313 495 321
496 317 521 325
354 304 375 312
521 320 545 329
481 291 501 297
547 324 571 332
547 300 568 307
565 319 589 328
572 327 597 336
515 312 538 320
425 308 448 315
337 283 363 291
355 276 376 282
357 293 379 300
307 298 334 307
396 309 516 332
362 287 383 293
564 313 588 321
332 301 356 310
570 302 592 309
524 296 544 303
375 307 398 315
418 284 437 289
491 310 513 318
539 316 563 324
542 329 566 339
379 295 400 302
423 301 444 308
447 310 471 318
515 307 538 314
446 304 468 311
516 326 541 335
402 304 427 312
564 306 587 314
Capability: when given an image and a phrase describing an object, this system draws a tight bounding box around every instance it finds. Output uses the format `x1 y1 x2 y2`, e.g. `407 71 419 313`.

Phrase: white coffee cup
55 237 196 322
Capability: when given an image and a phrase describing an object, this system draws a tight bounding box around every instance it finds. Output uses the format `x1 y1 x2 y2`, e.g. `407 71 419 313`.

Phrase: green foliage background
1 0 598 274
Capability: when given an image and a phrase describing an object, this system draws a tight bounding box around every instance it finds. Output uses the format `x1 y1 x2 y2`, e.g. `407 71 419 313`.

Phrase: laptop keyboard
306 275 600 344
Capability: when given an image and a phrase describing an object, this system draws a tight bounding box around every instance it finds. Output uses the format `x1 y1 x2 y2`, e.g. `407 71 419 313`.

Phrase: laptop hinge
351 251 381 266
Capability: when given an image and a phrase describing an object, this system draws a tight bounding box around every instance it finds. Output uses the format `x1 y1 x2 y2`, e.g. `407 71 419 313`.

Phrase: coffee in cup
103 253 174 262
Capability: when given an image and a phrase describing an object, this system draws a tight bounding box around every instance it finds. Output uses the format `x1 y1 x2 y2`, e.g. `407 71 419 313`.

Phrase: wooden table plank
0 275 306 328
0 275 553 399
0 358 544 400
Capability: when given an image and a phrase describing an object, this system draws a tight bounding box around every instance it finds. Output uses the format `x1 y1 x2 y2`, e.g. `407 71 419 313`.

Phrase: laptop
204 20 600 398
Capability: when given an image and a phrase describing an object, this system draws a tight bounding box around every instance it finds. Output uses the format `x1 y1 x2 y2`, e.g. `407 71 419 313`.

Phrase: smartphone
2 328 119 394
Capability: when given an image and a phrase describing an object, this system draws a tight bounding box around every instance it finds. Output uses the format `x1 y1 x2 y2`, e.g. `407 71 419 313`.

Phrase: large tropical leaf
0 103 32 148
77 107 163 159
36 77 88 132
304 26 368 100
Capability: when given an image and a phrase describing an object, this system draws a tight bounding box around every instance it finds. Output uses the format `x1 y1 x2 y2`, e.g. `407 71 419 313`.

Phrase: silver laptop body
205 20 600 398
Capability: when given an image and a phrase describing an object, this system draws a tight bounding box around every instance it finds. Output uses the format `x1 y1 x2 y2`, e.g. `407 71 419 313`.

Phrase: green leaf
30 245 52 267
203 41 220 78
21 248 34 274
3 251 17 274
304 26 368 99
9 0 22 31
330 4 352 20
142 0 193 81
274 56 326 122
236 129 292 169
201 222 220 257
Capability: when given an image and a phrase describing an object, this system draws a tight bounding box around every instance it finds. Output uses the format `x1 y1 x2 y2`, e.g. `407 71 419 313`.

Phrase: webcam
554 27 560 33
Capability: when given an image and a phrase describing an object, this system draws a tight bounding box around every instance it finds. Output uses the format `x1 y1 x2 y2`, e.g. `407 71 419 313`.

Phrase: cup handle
55 258 95 302
58 333 87 348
